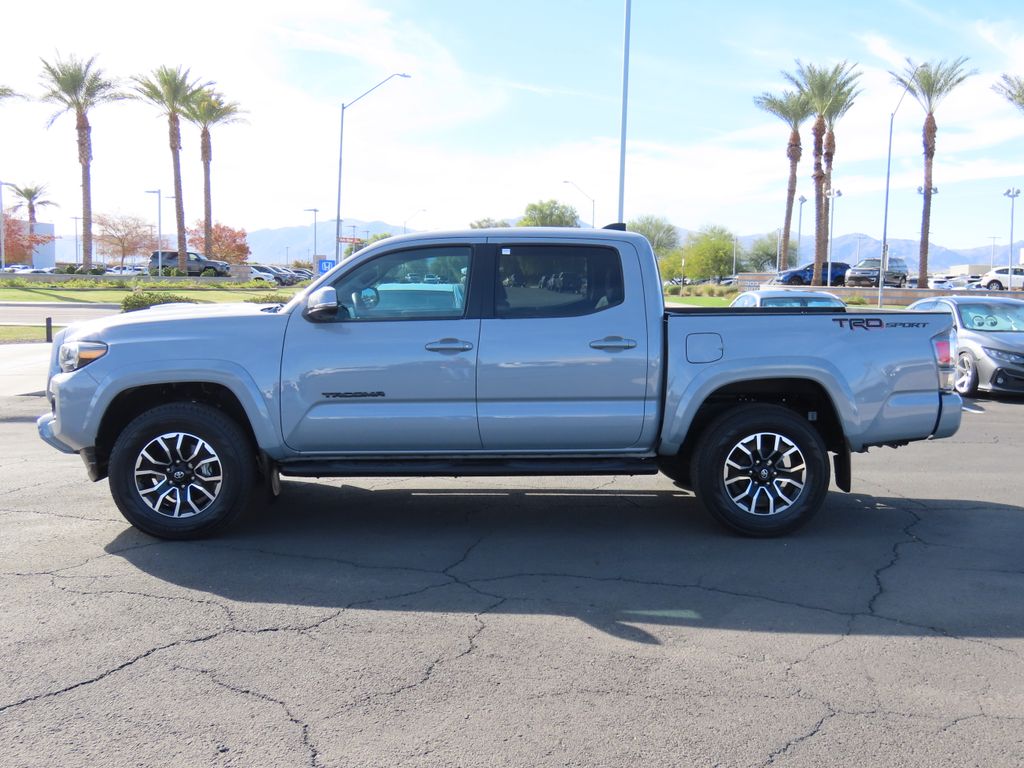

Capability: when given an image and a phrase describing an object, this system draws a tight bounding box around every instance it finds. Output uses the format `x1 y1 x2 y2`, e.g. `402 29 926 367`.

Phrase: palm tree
0 85 18 101
994 74 1024 113
39 54 124 271
784 61 861 285
183 88 243 258
133 66 211 272
753 90 811 271
891 58 975 287
8 183 58 245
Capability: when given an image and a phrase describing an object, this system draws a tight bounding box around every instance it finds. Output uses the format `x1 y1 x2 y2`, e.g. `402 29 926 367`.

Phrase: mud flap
833 447 851 492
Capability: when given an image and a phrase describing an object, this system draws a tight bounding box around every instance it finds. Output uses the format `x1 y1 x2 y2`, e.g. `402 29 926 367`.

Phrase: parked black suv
845 257 908 288
149 250 231 277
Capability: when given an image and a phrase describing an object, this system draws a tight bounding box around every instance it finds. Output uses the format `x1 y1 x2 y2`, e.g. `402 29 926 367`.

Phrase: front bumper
37 412 77 453
846 275 879 287
983 365 1024 394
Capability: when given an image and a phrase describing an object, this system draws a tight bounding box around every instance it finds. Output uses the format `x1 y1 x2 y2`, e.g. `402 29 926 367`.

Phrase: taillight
932 329 957 392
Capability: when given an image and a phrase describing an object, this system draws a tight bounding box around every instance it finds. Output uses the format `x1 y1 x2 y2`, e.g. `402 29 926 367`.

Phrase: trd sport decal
832 318 929 330
322 391 387 398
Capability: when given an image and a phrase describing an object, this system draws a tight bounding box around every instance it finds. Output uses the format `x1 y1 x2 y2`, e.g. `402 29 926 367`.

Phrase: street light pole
796 194 807 265
879 63 922 307
145 189 162 274
617 0 632 223
826 188 842 286
334 73 411 262
305 208 319 257
562 180 595 227
1006 188 1021 290
71 216 81 266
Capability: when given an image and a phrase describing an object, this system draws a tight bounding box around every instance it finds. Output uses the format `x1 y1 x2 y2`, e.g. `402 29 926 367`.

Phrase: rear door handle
589 336 637 351
425 338 474 353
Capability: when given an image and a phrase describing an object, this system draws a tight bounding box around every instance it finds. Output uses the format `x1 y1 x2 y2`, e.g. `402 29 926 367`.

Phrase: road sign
337 236 363 244
317 259 336 274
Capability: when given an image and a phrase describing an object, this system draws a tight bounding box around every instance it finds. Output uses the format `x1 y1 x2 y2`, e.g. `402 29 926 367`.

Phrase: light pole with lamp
796 194 807 266
1005 188 1020 290
334 73 411 261
305 208 319 257
879 63 923 307
71 216 81 266
826 188 842 286
562 180 595 228
403 208 425 234
145 189 162 274
617 0 632 222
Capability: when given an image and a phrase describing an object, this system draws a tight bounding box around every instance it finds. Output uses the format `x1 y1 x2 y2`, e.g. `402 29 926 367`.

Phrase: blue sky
2 0 1024 257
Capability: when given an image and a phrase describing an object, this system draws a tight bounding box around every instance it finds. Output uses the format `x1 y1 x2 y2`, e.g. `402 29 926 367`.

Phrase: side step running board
278 457 660 478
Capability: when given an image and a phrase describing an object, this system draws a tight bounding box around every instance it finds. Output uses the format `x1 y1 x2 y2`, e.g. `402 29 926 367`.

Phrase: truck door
476 242 649 451
280 245 481 453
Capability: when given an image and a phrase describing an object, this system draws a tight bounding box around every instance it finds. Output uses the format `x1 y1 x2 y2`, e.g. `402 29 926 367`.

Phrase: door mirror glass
355 286 380 309
306 286 339 321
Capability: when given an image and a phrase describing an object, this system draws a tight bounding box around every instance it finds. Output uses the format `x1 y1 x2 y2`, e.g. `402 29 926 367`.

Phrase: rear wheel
690 404 829 536
108 403 256 539
987 280 1004 291
788 277 805 286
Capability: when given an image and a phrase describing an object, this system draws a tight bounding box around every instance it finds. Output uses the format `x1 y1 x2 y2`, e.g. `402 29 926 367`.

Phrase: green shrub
845 294 868 306
242 292 293 304
664 285 682 296
121 291 199 312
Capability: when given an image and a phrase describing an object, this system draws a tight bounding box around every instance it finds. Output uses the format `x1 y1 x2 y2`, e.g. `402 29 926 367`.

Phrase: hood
63 301 286 341
963 330 1024 352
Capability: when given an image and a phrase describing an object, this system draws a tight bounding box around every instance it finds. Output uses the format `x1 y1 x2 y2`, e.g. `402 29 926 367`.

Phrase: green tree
784 61 861 286
994 73 1024 113
183 88 244 259
627 214 679 257
892 57 976 287
469 217 510 228
681 225 736 282
133 66 211 272
753 90 811 271
346 232 391 256
658 250 684 282
39 53 125 270
745 234 793 272
7 183 57 242
517 199 578 227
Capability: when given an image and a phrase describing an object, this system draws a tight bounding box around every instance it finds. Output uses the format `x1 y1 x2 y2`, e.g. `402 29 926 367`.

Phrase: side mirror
305 286 340 321
354 286 380 309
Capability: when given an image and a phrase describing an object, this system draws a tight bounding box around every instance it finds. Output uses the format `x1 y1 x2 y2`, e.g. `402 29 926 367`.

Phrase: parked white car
980 267 1024 291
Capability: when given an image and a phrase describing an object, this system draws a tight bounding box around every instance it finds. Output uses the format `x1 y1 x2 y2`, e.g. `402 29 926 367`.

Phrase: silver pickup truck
37 227 961 539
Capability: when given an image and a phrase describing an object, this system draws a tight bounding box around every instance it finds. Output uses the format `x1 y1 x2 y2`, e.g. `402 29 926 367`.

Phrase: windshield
855 259 882 269
957 303 1024 332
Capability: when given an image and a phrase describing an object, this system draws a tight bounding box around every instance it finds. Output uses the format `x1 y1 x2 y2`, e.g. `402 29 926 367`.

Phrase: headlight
58 341 108 372
983 347 1024 366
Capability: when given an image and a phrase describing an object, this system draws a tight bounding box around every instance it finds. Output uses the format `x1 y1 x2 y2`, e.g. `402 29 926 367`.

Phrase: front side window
494 245 624 318
330 247 471 321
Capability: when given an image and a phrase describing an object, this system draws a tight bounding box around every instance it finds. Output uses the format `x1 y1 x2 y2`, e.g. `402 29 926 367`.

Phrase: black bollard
46 317 52 343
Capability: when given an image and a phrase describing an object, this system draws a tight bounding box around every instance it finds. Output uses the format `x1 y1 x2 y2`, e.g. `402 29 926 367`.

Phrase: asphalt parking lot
2 385 1023 767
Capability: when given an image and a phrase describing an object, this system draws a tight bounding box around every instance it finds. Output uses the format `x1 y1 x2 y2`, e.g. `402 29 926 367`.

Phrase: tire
987 280 1003 291
898 277 906 288
690 404 829 537
789 277 805 286
954 353 979 397
108 403 256 539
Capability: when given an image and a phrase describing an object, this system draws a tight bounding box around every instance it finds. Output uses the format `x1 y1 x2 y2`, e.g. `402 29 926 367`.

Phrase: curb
0 302 121 309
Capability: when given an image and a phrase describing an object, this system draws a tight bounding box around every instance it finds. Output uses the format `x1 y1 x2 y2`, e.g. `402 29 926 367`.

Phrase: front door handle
425 338 474 353
589 336 637 351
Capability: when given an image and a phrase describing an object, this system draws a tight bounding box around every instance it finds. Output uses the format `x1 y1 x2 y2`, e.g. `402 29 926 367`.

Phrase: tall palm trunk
811 115 826 286
822 129 837 285
920 113 936 286
201 126 212 257
168 113 187 272
781 128 801 271
77 110 93 270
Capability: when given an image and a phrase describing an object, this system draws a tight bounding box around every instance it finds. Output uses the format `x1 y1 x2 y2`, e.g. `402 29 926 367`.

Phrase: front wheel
987 280 1004 291
108 403 256 539
954 353 979 397
690 404 829 536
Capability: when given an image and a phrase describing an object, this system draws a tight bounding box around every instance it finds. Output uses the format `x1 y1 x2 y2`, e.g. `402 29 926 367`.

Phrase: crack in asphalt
0 506 122 523
759 707 838 767
174 664 321 768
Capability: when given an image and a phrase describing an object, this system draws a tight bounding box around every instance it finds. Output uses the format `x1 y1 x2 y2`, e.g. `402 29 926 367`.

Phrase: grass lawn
0 285 301 304
0 325 65 344
665 295 731 307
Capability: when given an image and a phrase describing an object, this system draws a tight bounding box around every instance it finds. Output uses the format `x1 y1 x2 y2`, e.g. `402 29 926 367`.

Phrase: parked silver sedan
906 296 1024 396
730 289 845 309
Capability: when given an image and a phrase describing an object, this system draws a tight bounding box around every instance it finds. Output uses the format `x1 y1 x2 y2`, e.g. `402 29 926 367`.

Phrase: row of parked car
774 259 1024 291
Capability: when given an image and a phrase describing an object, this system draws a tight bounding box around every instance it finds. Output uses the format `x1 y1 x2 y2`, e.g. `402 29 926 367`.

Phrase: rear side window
494 245 624 318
